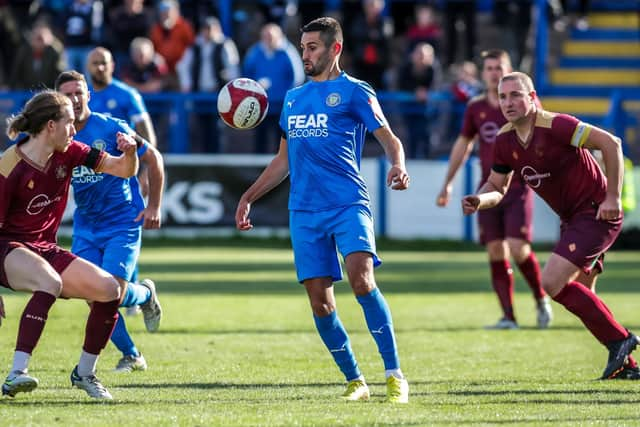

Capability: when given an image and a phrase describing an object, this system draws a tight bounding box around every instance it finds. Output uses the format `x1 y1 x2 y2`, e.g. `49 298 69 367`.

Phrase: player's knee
351 279 375 296
311 301 335 317
36 276 63 297
486 241 507 260
508 240 531 262
92 277 121 302
540 276 563 298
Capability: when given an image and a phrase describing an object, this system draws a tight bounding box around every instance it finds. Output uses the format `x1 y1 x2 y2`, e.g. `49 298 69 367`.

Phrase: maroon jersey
460 94 514 185
0 138 105 244
493 110 605 220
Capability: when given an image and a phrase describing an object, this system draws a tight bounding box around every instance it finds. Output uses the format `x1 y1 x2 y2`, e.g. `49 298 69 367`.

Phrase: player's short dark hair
6 90 71 139
480 49 512 70
54 70 87 91
501 71 535 92
301 17 343 47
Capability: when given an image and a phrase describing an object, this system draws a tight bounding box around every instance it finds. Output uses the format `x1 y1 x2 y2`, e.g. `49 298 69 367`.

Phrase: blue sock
313 311 360 381
120 282 151 308
110 311 139 357
356 288 400 370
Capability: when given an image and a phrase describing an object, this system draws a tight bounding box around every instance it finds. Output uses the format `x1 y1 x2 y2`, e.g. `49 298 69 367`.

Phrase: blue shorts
71 224 141 282
290 204 381 283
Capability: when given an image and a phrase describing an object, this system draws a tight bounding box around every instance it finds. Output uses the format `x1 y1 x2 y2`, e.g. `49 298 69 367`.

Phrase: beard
304 55 330 77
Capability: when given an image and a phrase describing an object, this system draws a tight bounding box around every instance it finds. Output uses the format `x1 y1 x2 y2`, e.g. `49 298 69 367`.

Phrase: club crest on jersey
27 180 34 189
107 99 117 110
92 139 107 151
326 93 340 107
55 165 67 180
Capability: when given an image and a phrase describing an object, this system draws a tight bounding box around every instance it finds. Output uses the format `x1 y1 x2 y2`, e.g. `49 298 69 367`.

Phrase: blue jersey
88 79 148 128
279 72 388 211
72 112 148 230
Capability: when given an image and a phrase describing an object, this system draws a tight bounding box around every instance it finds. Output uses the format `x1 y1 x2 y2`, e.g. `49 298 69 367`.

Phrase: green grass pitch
1 242 640 426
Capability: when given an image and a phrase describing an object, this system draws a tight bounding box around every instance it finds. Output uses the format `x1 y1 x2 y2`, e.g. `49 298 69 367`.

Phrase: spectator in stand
493 0 532 69
177 16 240 153
121 37 169 93
10 21 66 90
149 0 195 91
397 42 443 159
108 0 154 75
551 0 591 32
405 3 442 54
0 2 22 83
60 0 105 75
242 22 304 154
442 0 476 66
349 0 394 89
450 60 482 104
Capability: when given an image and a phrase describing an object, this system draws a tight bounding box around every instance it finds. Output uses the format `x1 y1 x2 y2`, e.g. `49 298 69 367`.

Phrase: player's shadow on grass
118 381 344 390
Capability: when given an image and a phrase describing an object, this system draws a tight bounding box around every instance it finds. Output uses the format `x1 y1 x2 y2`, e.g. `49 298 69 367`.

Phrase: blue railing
0 89 462 154
603 88 640 158
534 0 550 92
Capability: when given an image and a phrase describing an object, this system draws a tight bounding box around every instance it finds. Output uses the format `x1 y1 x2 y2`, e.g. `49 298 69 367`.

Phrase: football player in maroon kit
0 90 139 399
463 71 639 380
437 50 551 330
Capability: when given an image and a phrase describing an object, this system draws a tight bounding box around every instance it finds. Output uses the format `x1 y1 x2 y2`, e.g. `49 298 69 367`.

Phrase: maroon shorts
0 240 77 290
478 184 534 245
553 208 622 275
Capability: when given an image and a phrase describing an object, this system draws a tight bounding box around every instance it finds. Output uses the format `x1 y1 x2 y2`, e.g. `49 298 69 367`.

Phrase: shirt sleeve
491 134 513 174
553 113 592 148
127 87 149 125
350 82 389 132
459 103 477 139
0 174 12 230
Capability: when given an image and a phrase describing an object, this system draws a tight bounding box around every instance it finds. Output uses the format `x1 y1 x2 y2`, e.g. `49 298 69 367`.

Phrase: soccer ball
217 78 269 130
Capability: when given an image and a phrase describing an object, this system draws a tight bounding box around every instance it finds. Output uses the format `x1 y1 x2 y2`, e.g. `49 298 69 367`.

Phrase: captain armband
84 147 102 169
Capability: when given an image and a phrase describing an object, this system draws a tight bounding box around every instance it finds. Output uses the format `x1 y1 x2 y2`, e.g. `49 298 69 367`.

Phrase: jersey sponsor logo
286 114 329 138
27 194 62 215
326 93 340 107
521 165 550 188
55 165 68 180
479 121 500 144
72 165 104 184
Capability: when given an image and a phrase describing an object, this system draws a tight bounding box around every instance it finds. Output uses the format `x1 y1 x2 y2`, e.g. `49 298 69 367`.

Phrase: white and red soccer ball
217 78 269 129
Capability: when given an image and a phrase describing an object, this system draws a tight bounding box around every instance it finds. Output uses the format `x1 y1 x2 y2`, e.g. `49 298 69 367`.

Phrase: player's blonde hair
500 72 535 93
6 90 71 140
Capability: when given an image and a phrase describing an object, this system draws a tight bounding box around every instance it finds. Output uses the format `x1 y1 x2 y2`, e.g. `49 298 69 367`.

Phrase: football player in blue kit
87 47 158 319
86 47 157 148
55 70 164 374
235 17 410 403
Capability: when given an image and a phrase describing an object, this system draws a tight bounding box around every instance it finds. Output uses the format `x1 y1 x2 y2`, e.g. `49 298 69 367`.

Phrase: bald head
87 47 115 89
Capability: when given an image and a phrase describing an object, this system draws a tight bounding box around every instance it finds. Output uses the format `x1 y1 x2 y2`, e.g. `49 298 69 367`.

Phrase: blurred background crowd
0 0 604 157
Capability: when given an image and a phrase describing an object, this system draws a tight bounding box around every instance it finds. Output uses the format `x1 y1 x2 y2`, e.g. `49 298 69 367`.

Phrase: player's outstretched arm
136 144 165 229
236 137 290 231
582 126 624 220
462 169 512 215
96 132 139 178
437 134 474 207
373 126 410 190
